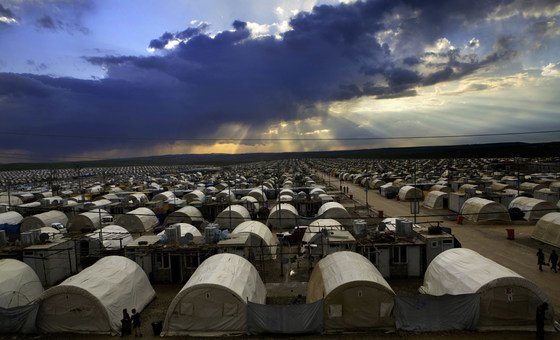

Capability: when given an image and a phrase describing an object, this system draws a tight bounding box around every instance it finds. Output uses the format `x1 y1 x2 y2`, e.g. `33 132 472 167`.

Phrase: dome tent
531 212 560 248
115 207 158 233
231 221 278 260
267 203 298 229
419 248 553 330
0 259 44 334
398 186 423 201
423 191 448 209
37 256 155 335
161 253 266 336
21 211 68 233
214 204 251 230
317 202 351 226
460 198 511 223
67 209 111 232
86 225 133 250
163 205 204 227
508 197 556 221
307 251 395 330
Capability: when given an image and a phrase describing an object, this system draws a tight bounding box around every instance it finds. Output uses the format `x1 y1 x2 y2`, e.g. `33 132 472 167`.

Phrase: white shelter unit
83 199 112 210
157 223 202 243
460 197 511 223
37 256 156 335
115 207 158 233
419 248 553 330
267 203 298 229
126 193 148 206
307 251 395 330
231 221 278 260
183 190 205 204
369 179 386 189
508 197 556 221
161 253 266 336
0 259 44 334
163 205 204 227
214 204 251 230
0 195 24 206
21 211 68 233
531 212 560 248
429 184 450 193
239 196 260 214
519 182 545 193
86 225 133 250
152 191 177 203
398 186 423 201
0 211 24 235
216 189 236 203
247 188 267 203
422 191 448 209
67 209 111 232
317 202 351 227
380 183 399 197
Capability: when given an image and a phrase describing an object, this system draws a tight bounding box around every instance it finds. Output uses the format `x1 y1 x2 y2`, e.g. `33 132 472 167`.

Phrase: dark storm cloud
36 15 56 29
0 0 556 158
0 3 16 24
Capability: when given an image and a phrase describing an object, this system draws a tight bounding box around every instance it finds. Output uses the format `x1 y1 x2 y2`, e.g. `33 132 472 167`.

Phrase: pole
7 180 11 210
413 161 417 224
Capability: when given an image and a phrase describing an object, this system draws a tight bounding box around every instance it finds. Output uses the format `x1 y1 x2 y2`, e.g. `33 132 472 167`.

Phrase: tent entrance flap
247 300 324 335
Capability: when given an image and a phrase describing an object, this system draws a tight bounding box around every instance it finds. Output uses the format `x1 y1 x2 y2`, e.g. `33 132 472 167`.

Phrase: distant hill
1 141 559 170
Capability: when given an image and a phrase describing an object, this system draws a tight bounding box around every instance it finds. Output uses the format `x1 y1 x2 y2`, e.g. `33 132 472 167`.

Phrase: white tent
37 256 155 335
152 191 177 203
163 205 204 227
531 212 560 248
267 203 298 229
422 191 448 209
231 221 278 260
239 196 260 214
214 205 251 230
161 253 266 336
115 207 158 233
317 202 351 226
21 211 68 233
86 225 133 250
398 185 423 201
216 189 236 203
508 197 556 221
460 198 511 223
67 209 111 232
183 190 205 204
419 248 553 330
126 193 148 206
307 251 395 330
429 184 451 193
157 223 202 242
519 182 545 193
0 211 24 235
0 259 43 333
247 188 267 203
369 179 386 189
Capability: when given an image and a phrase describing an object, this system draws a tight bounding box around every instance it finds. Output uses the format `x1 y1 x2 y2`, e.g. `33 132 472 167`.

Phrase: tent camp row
1 248 554 336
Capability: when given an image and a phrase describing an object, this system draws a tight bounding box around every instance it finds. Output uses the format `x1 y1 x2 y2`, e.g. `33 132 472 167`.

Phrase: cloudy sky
0 0 559 162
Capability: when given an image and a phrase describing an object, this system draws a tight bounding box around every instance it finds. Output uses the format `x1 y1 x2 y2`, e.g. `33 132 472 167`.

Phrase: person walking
537 248 546 271
536 302 548 340
121 309 131 337
131 308 142 337
549 250 558 273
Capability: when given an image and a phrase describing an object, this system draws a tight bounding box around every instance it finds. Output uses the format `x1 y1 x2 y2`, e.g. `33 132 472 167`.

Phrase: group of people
537 248 558 272
121 308 142 337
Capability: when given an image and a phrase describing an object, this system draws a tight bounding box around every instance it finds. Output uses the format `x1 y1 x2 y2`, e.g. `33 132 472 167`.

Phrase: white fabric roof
460 197 511 222
157 223 202 238
231 221 278 258
87 225 133 250
307 251 394 302
532 212 560 248
214 204 251 230
509 196 556 221
0 211 24 225
21 210 68 232
0 259 43 308
419 248 548 301
183 190 205 203
398 185 423 201
247 188 267 202
38 256 155 334
163 205 203 226
316 202 351 226
423 191 447 209
152 190 177 202
267 203 298 229
115 207 158 233
67 209 111 232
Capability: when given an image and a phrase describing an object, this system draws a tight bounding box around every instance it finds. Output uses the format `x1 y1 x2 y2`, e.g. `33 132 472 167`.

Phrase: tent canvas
162 253 266 336
37 256 155 335
531 212 560 248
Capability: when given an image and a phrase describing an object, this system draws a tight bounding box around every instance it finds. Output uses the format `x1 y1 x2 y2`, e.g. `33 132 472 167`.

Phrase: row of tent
1 248 553 336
